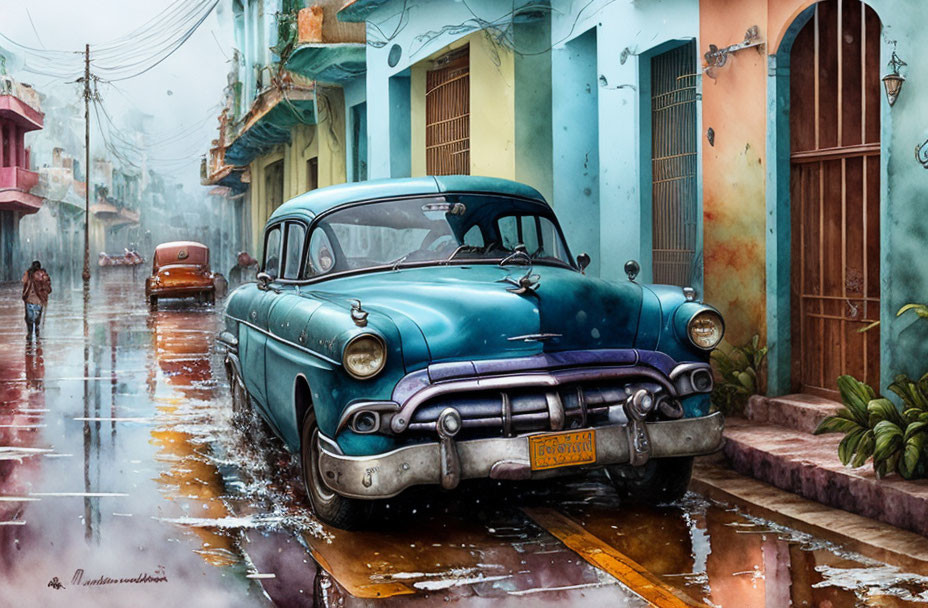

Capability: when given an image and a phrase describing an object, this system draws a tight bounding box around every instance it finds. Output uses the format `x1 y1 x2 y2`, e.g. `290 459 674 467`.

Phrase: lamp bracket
703 26 764 72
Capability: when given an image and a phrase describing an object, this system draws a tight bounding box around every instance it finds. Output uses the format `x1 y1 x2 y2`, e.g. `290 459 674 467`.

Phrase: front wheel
300 410 373 529
606 456 693 505
148 296 158 310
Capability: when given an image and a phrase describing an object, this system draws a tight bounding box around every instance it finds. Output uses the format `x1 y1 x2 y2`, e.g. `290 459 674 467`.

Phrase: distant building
203 0 363 254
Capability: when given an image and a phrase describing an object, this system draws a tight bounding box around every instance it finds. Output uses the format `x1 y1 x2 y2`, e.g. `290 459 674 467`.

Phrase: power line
0 0 217 82
24 7 45 49
99 2 218 81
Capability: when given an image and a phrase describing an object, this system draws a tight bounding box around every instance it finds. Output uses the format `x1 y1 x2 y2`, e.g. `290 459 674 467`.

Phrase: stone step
745 393 843 434
722 418 928 538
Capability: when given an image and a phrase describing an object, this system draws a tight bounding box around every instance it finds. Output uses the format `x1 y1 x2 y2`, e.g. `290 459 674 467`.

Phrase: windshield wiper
390 254 408 271
442 244 478 264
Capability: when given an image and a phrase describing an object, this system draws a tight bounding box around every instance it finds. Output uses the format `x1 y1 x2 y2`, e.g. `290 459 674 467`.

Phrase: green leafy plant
710 335 768 416
858 302 928 333
815 373 928 479
272 0 303 60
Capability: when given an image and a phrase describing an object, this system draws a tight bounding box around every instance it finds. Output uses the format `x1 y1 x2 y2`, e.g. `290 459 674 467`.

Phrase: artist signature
47 566 168 590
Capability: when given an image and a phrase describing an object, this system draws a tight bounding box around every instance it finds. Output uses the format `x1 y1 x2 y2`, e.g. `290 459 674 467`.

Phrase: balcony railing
0 166 39 192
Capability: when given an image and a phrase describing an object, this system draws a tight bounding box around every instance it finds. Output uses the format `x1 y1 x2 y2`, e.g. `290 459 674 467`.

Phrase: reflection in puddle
0 275 268 606
553 480 928 607
149 309 238 567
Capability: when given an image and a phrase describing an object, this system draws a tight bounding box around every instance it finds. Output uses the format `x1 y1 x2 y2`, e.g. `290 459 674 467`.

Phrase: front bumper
317 411 724 499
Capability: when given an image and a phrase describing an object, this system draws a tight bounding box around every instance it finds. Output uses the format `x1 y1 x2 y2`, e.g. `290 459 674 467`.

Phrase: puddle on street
1 272 927 607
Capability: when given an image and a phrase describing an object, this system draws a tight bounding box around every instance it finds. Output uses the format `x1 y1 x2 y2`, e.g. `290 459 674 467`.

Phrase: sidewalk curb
691 459 928 575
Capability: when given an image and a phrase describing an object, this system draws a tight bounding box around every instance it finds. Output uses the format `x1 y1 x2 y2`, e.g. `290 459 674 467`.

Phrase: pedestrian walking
22 260 52 339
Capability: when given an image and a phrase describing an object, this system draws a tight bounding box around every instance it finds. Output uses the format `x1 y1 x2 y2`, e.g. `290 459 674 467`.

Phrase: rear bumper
147 284 214 297
317 412 724 499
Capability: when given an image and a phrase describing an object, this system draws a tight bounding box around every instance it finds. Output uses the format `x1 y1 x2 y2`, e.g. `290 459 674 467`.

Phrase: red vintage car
145 241 218 309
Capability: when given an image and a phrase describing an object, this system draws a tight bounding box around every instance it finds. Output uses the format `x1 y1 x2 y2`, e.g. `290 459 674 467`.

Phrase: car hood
306 264 644 369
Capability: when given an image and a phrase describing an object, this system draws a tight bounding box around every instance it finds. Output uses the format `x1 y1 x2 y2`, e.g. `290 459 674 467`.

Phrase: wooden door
651 41 698 287
790 0 881 397
426 48 469 176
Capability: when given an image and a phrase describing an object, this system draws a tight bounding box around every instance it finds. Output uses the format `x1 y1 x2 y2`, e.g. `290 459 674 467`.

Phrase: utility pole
81 43 91 284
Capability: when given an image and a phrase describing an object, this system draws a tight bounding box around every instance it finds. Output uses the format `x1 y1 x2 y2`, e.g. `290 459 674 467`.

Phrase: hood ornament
350 299 369 327
500 267 540 296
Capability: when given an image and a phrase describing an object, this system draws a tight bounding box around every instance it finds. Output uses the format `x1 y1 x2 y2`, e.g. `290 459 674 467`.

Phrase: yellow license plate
529 429 596 471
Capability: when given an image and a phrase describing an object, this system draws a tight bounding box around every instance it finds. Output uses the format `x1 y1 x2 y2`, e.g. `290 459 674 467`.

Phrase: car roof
268 176 549 222
154 241 208 252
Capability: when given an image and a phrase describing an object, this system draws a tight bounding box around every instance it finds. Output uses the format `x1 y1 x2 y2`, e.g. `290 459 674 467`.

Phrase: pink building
0 75 43 279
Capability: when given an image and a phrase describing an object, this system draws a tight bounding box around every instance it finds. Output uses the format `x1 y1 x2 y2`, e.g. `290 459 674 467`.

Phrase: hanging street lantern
882 51 906 107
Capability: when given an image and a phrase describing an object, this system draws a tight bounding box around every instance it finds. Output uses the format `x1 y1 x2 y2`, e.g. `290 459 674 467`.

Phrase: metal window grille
651 41 698 287
426 48 470 176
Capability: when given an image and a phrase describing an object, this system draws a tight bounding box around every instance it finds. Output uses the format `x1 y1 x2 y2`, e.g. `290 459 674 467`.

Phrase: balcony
0 166 42 213
0 77 43 131
286 4 366 83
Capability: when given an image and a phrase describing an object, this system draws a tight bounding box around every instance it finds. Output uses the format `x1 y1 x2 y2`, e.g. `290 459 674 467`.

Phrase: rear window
154 245 208 268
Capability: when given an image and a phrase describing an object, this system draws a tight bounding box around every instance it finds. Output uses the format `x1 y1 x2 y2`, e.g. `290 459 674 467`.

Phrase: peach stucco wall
701 0 827 348
700 0 770 347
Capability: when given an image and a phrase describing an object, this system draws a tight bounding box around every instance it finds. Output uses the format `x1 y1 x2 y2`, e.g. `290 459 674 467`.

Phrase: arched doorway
789 0 881 398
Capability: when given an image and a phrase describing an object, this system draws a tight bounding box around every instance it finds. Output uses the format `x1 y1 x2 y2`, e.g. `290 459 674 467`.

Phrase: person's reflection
25 341 44 391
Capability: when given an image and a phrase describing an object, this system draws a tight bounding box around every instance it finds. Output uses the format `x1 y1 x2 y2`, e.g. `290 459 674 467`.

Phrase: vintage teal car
220 176 725 529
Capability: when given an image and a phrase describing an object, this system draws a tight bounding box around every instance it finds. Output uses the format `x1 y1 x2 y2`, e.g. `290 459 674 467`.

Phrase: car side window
520 216 540 254
264 225 282 279
462 224 485 247
304 228 335 278
498 216 520 249
282 222 306 279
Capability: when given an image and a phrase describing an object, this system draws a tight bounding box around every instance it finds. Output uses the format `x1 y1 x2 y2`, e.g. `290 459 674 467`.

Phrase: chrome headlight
687 310 725 350
343 334 387 379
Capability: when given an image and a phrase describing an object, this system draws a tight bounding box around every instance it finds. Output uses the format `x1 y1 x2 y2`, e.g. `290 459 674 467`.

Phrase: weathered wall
363 0 551 200
550 0 701 284
408 31 520 184
700 0 769 351
859 0 928 387
246 87 347 250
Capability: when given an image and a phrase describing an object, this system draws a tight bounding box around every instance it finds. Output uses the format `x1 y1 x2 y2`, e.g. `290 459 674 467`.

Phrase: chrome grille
405 380 669 439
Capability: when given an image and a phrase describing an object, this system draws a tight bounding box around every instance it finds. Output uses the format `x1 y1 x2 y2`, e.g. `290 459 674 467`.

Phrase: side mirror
576 252 591 273
624 260 640 281
256 271 272 290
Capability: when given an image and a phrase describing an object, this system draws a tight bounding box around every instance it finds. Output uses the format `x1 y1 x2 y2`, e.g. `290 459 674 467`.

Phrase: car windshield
302 195 574 278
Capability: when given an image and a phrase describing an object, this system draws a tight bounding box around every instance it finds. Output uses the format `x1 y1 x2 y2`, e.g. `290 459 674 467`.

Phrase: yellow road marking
522 507 704 608
310 547 416 599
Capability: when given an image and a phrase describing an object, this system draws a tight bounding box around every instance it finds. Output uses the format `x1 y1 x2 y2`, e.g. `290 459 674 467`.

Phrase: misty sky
1 0 233 192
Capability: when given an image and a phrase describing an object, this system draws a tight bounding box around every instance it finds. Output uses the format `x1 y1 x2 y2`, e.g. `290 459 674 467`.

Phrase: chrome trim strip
335 400 400 435
545 391 565 431
317 412 724 499
224 314 339 365
668 361 711 381
501 392 512 437
669 362 714 395
576 386 588 427
507 333 562 342
317 432 344 456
